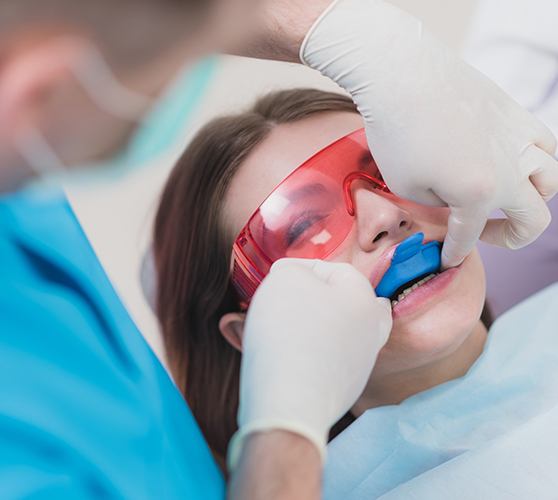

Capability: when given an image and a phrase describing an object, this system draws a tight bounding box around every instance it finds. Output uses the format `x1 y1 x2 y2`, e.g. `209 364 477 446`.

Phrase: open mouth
389 272 441 307
374 232 442 306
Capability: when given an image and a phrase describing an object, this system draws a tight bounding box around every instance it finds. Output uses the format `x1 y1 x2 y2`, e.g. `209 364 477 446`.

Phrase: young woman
152 88 494 473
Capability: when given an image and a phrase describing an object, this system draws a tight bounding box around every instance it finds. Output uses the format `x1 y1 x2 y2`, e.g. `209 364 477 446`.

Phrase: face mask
15 42 155 178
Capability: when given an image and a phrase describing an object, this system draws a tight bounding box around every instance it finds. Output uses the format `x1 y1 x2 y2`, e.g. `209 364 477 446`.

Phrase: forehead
223 111 364 238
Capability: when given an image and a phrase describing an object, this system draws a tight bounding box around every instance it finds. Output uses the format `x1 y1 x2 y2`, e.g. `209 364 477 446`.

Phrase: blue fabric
0 189 225 499
324 282 558 499
379 402 558 499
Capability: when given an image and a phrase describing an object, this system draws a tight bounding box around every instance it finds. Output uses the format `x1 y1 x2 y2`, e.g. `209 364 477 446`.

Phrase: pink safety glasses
231 128 390 306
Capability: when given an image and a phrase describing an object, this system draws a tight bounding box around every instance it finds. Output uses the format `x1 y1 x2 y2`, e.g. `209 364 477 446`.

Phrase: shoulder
0 189 225 498
0 190 144 442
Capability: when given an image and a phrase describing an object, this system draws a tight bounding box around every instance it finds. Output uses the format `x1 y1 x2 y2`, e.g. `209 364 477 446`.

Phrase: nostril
373 231 388 243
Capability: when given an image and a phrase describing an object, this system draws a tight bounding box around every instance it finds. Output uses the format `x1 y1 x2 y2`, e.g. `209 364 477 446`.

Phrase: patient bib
324 283 558 499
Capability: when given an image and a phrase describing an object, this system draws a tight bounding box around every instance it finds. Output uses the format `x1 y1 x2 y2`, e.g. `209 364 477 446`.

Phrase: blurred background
63 0 558 364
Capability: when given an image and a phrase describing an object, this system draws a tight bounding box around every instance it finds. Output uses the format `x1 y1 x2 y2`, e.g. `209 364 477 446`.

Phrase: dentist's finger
481 183 551 249
271 258 372 292
270 258 390 314
310 260 374 292
441 205 488 269
522 145 558 202
530 116 557 156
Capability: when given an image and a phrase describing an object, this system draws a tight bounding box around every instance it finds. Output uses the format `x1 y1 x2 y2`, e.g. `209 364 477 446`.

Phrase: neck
352 321 488 415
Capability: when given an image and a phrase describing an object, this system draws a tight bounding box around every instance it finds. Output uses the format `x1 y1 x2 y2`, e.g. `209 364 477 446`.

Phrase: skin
0 1 488 497
0 27 214 189
221 111 489 417
228 431 320 500
0 0 328 192
0 1 336 497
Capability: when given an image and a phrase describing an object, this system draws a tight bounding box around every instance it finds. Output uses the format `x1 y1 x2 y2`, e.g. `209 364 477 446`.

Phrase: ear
0 35 86 141
219 312 247 352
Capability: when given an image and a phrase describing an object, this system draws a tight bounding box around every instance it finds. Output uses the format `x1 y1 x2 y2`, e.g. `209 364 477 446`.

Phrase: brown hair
153 87 495 472
153 89 358 470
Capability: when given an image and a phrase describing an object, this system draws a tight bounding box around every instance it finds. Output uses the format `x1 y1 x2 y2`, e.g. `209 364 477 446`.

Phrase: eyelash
286 213 327 247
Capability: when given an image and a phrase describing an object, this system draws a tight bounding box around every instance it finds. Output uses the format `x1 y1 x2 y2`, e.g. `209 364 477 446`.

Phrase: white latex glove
227 258 392 468
301 0 558 267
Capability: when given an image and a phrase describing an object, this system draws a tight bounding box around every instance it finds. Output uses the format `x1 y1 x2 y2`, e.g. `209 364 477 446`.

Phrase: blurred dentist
1 0 558 499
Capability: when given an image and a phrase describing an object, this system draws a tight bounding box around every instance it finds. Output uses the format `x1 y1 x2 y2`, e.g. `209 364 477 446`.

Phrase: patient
152 89 493 472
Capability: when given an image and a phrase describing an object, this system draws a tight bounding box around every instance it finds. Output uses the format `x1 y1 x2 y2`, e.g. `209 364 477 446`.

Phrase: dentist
1 0 557 498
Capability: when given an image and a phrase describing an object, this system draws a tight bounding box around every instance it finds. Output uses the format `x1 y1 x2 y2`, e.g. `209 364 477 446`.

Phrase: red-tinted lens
232 128 388 305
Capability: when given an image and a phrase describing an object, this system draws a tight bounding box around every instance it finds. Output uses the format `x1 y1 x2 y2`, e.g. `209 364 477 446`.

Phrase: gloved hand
301 0 558 267
227 258 392 469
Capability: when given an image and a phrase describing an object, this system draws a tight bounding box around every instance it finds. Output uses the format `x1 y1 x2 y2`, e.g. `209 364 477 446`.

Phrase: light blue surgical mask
16 42 215 183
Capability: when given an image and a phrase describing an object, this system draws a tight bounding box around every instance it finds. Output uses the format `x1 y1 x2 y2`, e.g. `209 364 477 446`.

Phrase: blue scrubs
0 189 224 498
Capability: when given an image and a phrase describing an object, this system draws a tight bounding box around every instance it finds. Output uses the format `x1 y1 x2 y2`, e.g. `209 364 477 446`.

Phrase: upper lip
369 244 399 290
369 237 440 290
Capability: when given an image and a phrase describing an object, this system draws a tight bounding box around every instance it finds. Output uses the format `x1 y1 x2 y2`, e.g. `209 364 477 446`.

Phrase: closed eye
286 213 329 247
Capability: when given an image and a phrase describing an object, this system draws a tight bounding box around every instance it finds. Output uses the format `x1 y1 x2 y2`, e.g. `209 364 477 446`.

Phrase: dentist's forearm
228 430 321 500
230 0 334 62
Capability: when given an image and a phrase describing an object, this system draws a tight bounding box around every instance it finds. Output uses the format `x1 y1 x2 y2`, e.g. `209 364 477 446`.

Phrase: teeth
392 272 439 306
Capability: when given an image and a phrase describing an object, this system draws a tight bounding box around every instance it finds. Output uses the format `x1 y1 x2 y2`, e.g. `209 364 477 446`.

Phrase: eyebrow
287 182 329 202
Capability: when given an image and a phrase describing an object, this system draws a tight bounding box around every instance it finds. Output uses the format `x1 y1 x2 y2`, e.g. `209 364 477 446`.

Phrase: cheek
377 250 486 373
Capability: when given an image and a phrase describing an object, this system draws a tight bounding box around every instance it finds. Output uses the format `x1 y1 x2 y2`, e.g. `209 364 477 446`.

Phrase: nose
352 186 413 252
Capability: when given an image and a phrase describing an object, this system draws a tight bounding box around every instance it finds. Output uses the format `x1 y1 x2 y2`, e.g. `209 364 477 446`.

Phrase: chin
375 250 487 375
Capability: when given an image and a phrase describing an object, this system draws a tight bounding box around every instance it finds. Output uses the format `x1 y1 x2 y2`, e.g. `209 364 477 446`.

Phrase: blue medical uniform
0 189 224 498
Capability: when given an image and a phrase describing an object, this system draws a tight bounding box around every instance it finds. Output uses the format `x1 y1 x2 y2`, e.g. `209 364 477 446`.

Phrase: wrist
228 419 327 472
301 0 423 65
299 0 426 123
228 430 321 500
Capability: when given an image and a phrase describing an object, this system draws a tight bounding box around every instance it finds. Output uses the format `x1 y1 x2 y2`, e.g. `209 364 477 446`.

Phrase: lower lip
391 267 460 318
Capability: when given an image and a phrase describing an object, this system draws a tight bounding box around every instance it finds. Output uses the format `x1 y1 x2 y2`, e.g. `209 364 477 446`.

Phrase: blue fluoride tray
375 232 441 299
